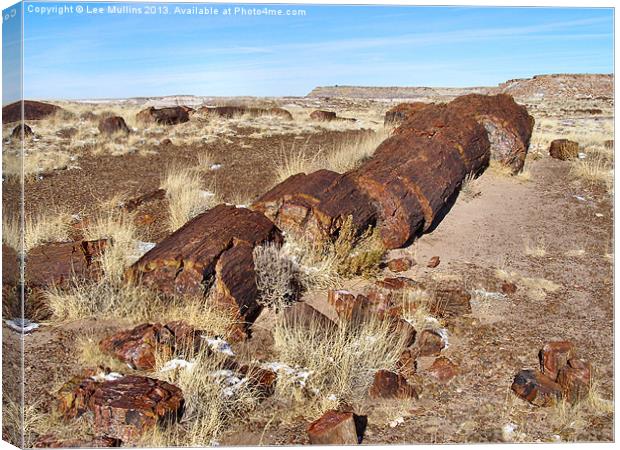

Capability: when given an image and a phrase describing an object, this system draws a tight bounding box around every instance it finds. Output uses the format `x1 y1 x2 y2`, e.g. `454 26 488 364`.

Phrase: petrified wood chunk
122 188 166 213
375 276 420 291
26 239 108 290
2 100 62 123
307 410 359 445
128 204 281 297
427 357 459 384
369 369 418 399
511 369 562 407
327 289 369 321
282 302 336 332
430 287 471 318
11 123 33 139
549 139 579 161
557 359 591 404
57 369 100 419
384 102 433 126
98 116 130 135
414 329 445 357
448 94 534 174
309 110 337 121
89 376 184 442
539 341 575 380
387 257 414 272
135 106 192 125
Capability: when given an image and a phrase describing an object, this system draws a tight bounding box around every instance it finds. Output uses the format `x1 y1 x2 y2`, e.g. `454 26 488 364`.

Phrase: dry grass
161 165 219 231
524 237 548 257
253 243 300 310
2 211 71 253
459 172 481 201
2 398 48 448
570 151 613 191
495 268 561 301
271 310 412 419
74 333 128 373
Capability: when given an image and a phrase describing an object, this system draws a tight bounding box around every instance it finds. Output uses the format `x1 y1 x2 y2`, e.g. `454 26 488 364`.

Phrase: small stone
511 369 562 407
427 357 459 384
307 410 359 445
369 369 418 399
501 282 517 294
557 358 591 404
387 257 414 272
539 341 575 380
427 256 440 268
328 289 366 321
414 329 445 357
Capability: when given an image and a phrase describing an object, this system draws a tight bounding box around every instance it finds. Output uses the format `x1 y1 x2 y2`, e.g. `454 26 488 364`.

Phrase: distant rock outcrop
2 100 62 124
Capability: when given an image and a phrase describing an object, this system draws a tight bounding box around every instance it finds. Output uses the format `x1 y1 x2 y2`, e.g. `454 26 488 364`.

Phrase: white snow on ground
90 372 124 382
5 319 39 333
261 362 312 387
202 336 235 356
471 288 508 301
159 358 196 373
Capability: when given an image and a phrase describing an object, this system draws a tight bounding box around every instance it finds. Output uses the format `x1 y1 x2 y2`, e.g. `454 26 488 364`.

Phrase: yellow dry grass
2 210 71 253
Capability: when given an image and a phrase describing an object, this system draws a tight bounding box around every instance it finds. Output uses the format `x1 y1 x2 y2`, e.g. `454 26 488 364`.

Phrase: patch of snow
90 372 124 382
389 417 405 428
202 336 235 356
595 213 604 218
502 423 517 441
436 327 450 349
471 288 508 301
160 358 196 373
578 152 587 159
262 362 312 387
573 195 586 202
327 393 338 401
210 163 222 171
5 318 39 333
199 190 216 199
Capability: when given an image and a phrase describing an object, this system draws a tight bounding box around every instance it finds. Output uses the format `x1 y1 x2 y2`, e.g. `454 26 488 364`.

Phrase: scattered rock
363 290 402 321
369 369 418 399
327 289 368 321
387 257 414 272
122 188 166 213
511 369 562 407
307 410 360 445
414 329 445 357
539 341 575 380
98 116 130 135
501 281 518 294
375 276 420 290
89 375 184 442
10 123 33 139
2 100 62 123
427 256 440 268
136 106 192 125
549 139 579 161
57 369 100 419
393 319 417 347
557 358 591 404
427 357 459 384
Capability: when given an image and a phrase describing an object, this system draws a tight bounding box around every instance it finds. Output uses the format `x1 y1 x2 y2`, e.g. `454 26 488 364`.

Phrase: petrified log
122 188 166 213
430 287 472 318
549 139 579 161
98 116 130 135
539 341 575 380
307 410 359 445
2 100 62 123
384 102 433 126
310 110 337 121
448 94 534 174
200 106 293 120
57 369 100 419
135 106 192 125
369 369 418 399
511 369 562 407
89 376 184 442
10 123 33 139
557 358 591 404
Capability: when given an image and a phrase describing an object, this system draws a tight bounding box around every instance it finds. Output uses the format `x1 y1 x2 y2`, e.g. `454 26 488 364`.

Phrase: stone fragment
395 349 417 379
427 256 440 268
375 277 420 290
307 410 359 445
501 281 517 294
98 116 130 135
414 329 445 357
511 369 562 407
89 375 184 442
549 139 579 161
427 357 458 384
387 257 414 272
539 341 575 380
557 358 591 404
282 302 336 332
309 110 337 121
430 287 471 318
57 369 99 419
327 289 369 321
369 369 418 399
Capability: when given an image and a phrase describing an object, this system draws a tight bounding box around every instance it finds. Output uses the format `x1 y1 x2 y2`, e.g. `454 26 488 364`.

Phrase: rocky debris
549 139 579 161
501 281 518 294
375 276 420 290
99 321 201 370
557 359 592 404
307 410 360 445
393 319 417 347
282 302 336 332
2 100 62 123
121 188 166 213
26 239 108 291
448 94 534 174
369 369 418 399
89 375 184 442
384 102 433 125
201 106 293 120
387 257 414 272
430 287 471 318
427 256 441 268
363 290 402 321
427 357 458 384
10 123 33 139
414 329 445 357
57 369 101 419
33 434 121 448
98 116 130 135
513 341 591 406
539 341 575 380
135 106 192 125
511 369 562 407
127 205 282 333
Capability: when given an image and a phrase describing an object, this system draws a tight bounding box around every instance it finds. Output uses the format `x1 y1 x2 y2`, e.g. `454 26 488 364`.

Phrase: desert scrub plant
2 210 71 253
161 165 219 231
570 150 613 191
253 243 300 310
271 310 411 418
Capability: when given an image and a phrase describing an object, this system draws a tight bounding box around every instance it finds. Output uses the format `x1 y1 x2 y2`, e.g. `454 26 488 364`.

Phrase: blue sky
4 2 615 101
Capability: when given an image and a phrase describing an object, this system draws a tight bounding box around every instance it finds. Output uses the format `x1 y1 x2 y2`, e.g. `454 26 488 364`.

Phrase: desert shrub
253 243 300 310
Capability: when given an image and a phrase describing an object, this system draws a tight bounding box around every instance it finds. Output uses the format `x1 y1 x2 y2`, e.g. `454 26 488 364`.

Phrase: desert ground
1 73 614 447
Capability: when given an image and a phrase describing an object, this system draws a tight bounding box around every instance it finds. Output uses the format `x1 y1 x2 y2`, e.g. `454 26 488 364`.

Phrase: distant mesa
2 100 62 124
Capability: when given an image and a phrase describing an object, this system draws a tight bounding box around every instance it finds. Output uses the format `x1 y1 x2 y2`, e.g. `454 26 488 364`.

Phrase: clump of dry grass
75 333 128 373
570 151 613 191
524 237 548 257
161 165 219 231
459 172 481 201
271 310 411 418
2 398 49 448
253 243 300 310
2 211 71 253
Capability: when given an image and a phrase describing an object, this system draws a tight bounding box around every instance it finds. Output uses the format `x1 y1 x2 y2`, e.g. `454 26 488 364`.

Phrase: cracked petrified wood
307 410 359 445
369 369 418 399
384 102 433 126
127 205 282 329
88 376 184 442
511 369 562 407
